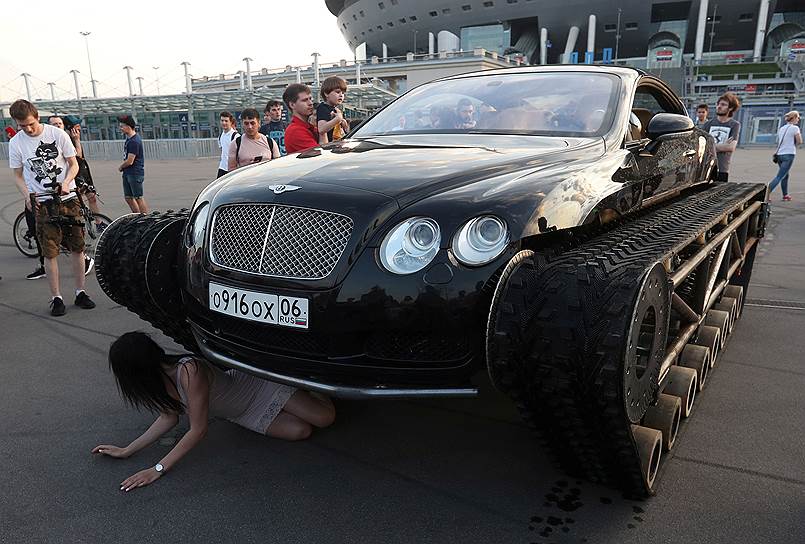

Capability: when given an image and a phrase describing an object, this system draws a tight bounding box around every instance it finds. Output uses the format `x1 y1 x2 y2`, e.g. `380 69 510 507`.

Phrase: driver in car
455 98 477 129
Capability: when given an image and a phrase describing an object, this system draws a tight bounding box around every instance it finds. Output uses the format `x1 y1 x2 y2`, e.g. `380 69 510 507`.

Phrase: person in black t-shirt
259 100 288 155
316 76 350 144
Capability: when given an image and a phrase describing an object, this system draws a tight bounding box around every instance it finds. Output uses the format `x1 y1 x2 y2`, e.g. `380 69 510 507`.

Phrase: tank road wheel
713 296 738 334
95 211 197 350
694 325 721 368
704 309 731 350
642 393 681 451
723 285 744 317
664 366 697 418
679 344 710 391
631 425 662 489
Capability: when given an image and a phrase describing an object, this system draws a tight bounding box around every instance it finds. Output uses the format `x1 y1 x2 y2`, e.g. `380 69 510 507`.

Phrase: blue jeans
122 173 145 198
769 154 795 197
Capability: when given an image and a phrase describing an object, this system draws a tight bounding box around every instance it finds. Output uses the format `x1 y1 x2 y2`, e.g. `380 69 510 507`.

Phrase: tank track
487 182 767 497
95 211 197 351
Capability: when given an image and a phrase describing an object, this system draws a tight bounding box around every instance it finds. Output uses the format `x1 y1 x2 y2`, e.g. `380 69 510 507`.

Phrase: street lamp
413 29 418 54
153 66 160 95
707 3 719 57
614 8 622 63
79 31 97 97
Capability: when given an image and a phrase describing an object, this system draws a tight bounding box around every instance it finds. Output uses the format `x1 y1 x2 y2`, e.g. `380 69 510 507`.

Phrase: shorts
36 198 85 258
122 173 145 198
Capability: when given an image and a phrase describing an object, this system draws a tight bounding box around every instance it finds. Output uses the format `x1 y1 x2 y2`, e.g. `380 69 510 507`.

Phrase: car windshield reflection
354 72 620 139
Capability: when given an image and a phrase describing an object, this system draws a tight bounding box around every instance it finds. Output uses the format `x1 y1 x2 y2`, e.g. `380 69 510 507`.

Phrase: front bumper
183 245 515 390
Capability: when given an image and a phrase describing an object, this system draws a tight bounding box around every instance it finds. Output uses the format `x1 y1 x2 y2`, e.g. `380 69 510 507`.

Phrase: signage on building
656 50 674 62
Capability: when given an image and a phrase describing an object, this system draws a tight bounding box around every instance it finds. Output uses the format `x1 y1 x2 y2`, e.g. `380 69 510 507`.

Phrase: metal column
753 0 770 61
694 0 709 63
540 28 548 65
48 82 56 100
243 57 253 91
181 62 193 94
70 70 81 100
563 26 580 63
587 15 596 55
21 73 32 101
123 66 134 96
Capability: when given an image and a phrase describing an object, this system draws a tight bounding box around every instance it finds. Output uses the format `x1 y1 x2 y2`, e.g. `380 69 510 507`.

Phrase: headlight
185 202 210 248
379 217 441 274
452 216 509 266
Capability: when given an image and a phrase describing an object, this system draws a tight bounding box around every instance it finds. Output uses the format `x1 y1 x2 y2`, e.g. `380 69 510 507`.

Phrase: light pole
136 76 145 96
79 31 97 97
152 66 160 95
413 30 418 54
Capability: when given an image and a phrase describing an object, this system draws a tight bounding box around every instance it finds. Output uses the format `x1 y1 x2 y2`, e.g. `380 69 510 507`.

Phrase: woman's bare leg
282 390 335 428
266 412 312 441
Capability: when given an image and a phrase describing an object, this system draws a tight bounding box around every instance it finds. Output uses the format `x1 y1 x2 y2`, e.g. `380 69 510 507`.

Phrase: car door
629 80 699 200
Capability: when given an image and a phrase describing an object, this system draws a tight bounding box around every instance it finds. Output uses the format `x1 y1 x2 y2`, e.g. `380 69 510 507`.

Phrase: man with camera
228 108 280 171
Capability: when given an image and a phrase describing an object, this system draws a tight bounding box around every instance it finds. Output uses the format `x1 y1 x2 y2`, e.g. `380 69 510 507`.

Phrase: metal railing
0 138 220 162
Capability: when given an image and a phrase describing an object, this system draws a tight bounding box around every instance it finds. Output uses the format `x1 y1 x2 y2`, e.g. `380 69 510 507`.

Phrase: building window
625 22 638 30
359 10 365 17
507 0 517 3
352 14 357 20
378 2 384 9
483 1 494 6
399 18 406 23
462 4 471 10
429 10 438 16
391 0 398 4
604 24 617 32
739 13 753 22
377 25 383 30
442 7 451 14
410 15 417 21
387 21 394 27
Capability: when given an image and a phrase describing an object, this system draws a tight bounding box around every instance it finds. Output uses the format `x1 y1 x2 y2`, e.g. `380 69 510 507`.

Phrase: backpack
235 134 273 164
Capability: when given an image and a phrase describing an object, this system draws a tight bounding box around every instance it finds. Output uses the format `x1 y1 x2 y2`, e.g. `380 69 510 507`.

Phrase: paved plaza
0 150 803 543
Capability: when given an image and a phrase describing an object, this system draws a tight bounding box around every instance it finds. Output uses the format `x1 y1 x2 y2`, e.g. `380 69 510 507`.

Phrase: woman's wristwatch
154 463 164 473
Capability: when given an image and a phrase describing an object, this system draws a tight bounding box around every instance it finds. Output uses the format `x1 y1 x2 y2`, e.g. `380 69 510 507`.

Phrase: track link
487 182 766 497
95 211 197 350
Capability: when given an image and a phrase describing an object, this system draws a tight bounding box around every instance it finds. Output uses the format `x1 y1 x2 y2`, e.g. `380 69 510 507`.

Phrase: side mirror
646 113 694 140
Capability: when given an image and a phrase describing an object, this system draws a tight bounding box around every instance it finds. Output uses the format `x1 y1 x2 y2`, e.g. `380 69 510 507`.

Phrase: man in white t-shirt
8 99 96 316
217 111 239 178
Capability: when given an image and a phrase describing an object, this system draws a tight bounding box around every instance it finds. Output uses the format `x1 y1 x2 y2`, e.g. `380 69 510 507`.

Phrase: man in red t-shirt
283 83 318 154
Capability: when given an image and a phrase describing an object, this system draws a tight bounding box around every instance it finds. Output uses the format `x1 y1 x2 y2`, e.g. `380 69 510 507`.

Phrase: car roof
441 64 646 81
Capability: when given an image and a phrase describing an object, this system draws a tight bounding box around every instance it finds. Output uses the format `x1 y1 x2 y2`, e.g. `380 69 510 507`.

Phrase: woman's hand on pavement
92 444 129 458
120 467 162 492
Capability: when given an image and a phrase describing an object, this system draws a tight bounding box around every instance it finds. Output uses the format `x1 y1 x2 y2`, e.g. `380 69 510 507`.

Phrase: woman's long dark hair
108 331 184 414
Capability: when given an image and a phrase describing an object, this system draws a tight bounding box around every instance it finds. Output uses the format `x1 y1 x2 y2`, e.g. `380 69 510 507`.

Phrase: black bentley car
174 66 714 397
100 65 772 495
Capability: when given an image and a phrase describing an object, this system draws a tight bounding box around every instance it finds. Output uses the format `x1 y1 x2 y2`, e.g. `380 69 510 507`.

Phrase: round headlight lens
380 217 441 274
452 216 509 266
186 202 209 248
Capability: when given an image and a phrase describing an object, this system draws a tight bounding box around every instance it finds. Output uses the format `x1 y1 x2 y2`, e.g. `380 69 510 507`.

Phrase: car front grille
210 204 353 280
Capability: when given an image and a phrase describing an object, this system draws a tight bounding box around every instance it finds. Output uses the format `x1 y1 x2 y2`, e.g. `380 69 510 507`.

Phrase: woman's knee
312 402 336 429
283 420 313 441
267 414 313 441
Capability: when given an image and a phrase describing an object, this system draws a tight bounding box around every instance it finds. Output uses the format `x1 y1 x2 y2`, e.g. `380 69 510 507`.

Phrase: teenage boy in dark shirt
259 100 288 155
117 115 148 213
283 83 319 154
703 93 741 182
316 76 350 144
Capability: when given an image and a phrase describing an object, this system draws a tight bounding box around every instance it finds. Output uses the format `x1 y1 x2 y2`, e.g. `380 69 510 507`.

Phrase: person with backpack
227 108 280 172
217 111 239 178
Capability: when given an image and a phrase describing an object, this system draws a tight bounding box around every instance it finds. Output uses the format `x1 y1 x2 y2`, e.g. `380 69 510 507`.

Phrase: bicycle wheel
83 213 113 258
13 211 39 258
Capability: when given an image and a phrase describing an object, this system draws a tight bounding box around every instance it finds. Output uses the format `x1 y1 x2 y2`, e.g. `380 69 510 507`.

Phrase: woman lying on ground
92 331 335 492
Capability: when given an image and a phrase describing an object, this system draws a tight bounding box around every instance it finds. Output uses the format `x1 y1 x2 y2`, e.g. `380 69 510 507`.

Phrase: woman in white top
92 331 335 491
769 110 802 201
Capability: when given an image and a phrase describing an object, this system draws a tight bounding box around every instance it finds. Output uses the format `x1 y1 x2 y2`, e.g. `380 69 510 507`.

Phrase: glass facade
460 24 511 55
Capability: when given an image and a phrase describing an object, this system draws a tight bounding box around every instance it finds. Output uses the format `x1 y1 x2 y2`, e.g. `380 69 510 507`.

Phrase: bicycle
13 190 112 259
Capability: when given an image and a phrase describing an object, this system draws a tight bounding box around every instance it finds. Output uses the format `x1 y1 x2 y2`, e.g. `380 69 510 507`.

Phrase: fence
0 138 220 162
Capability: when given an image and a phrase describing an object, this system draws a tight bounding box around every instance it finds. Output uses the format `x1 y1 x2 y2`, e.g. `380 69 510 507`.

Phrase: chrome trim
194 335 478 400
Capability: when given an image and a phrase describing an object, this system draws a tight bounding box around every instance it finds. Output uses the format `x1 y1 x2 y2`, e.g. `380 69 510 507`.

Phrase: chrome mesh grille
210 204 353 279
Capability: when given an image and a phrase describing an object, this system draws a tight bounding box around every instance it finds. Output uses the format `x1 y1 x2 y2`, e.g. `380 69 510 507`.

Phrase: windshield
354 72 620 138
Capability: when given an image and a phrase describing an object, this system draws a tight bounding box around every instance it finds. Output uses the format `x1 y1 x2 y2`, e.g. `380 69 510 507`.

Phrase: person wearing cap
117 115 147 213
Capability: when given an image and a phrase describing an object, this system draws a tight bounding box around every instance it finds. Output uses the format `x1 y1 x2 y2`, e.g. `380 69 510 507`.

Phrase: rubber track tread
489 183 765 497
95 212 197 350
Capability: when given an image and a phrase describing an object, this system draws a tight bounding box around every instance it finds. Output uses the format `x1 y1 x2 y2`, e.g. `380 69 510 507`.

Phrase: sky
0 0 354 103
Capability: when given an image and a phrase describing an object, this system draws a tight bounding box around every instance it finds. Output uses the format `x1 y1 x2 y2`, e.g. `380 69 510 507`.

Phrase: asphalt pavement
0 150 803 543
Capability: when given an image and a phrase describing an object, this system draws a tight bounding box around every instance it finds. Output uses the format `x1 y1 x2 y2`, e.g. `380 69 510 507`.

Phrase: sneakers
84 257 95 276
782 195 793 201
50 297 66 317
75 291 96 309
27 266 46 280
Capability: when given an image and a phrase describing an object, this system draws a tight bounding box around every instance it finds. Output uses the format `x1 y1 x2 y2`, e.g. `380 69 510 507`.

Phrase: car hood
212 134 589 204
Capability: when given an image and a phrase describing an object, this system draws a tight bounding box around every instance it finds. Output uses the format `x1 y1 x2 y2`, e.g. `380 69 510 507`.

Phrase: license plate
208 282 308 329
